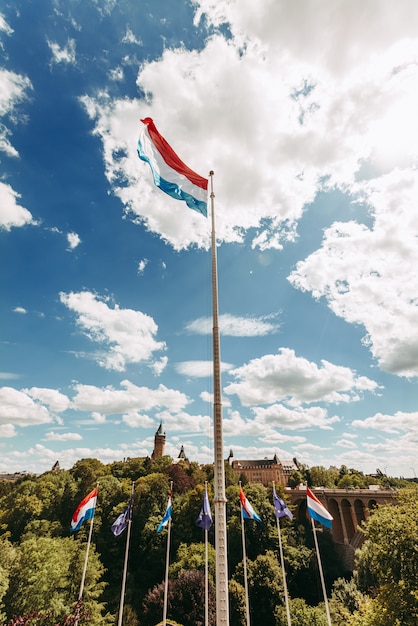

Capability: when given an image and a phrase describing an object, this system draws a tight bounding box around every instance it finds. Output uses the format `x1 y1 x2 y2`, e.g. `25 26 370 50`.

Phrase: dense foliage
0 457 415 625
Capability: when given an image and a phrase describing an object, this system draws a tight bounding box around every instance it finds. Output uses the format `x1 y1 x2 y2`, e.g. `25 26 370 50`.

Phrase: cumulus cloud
224 347 379 406
23 387 71 412
0 68 32 158
289 169 418 378
252 403 340 431
66 231 81 250
185 313 280 337
60 290 166 371
352 410 418 435
0 183 35 231
43 431 82 441
0 387 54 426
72 379 190 415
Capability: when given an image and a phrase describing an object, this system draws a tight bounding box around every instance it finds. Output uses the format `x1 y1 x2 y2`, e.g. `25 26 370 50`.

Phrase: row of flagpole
69 480 333 626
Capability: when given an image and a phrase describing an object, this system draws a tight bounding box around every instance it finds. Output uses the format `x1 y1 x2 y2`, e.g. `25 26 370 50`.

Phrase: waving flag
196 488 213 530
273 486 293 521
306 487 333 528
239 486 261 522
157 489 173 533
70 487 98 532
137 117 208 217
111 496 133 537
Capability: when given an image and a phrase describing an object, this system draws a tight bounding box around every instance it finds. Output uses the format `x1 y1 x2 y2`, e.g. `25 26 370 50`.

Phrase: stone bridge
286 487 397 569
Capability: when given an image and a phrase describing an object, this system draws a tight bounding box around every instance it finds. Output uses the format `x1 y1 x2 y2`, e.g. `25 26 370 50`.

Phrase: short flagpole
311 518 332 626
273 482 291 626
117 482 135 626
75 482 99 626
209 171 230 626
162 481 173 626
239 482 251 626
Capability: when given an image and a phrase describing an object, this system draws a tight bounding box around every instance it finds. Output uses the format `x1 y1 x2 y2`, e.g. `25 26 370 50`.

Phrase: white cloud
0 14 13 36
47 38 76 65
0 387 54 426
289 169 418 377
122 27 142 46
13 306 27 314
175 360 233 378
91 412 106 423
151 356 168 376
43 431 82 442
66 231 81 250
122 411 154 428
60 290 166 371
23 387 71 412
0 183 35 231
0 424 16 438
352 410 418 434
224 347 379 406
72 379 190 415
185 312 280 337
252 403 340 431
0 68 32 158
138 258 149 274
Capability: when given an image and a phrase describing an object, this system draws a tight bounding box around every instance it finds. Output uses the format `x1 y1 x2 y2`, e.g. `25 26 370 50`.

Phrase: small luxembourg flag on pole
157 487 173 533
239 485 261 522
137 117 208 217
306 487 333 528
70 487 98 532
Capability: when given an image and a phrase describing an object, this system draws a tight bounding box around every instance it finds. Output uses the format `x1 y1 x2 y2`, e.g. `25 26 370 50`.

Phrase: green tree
232 551 284 626
309 466 338 488
351 486 418 625
169 542 216 583
275 597 328 625
5 536 111 624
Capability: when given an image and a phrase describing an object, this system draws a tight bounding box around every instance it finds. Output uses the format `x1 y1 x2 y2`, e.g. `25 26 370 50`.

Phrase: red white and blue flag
306 487 333 528
239 486 261 522
70 487 98 532
137 117 208 217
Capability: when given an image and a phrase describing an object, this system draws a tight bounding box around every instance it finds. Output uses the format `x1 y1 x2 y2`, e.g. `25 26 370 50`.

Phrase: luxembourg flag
306 487 333 529
137 118 208 217
70 487 98 532
239 486 261 522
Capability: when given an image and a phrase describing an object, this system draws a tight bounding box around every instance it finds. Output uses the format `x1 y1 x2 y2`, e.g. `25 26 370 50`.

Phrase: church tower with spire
152 422 166 458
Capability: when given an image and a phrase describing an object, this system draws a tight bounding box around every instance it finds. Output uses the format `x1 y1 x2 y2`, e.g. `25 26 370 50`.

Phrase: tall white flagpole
117 482 135 626
273 482 291 626
311 518 332 626
209 171 230 626
239 483 251 626
162 481 173 626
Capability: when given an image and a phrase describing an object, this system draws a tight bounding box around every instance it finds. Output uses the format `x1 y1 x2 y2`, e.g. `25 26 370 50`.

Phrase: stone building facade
227 450 298 487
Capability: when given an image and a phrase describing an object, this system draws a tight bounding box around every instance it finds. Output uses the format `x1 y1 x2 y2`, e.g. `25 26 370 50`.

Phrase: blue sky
1 0 417 477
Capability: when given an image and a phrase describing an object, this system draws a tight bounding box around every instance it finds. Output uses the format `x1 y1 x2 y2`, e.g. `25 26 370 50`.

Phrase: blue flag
196 488 213 530
273 486 293 521
111 496 133 536
157 490 172 533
